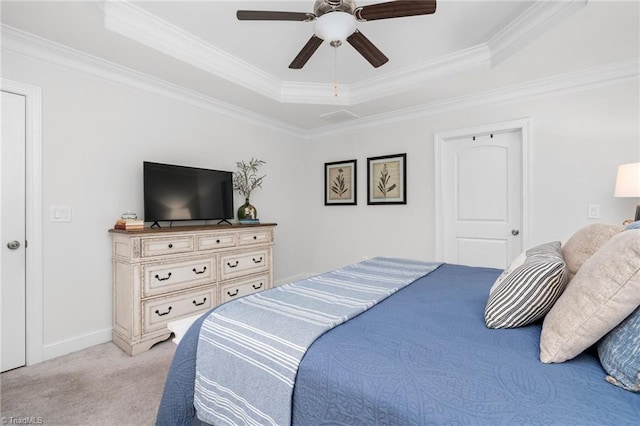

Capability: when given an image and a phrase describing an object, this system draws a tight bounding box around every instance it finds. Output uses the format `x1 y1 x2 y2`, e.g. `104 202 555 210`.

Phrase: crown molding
281 81 351 105
279 44 490 105
488 0 588 66
100 0 283 101
4 24 635 141
350 44 491 105
0 25 305 138
305 57 640 138
99 0 583 106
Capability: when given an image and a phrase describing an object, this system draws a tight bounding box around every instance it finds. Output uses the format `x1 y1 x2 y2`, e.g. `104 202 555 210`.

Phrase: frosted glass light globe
313 11 357 43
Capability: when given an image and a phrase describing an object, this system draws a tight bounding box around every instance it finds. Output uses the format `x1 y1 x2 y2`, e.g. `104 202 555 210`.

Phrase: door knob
511 229 520 236
7 240 21 250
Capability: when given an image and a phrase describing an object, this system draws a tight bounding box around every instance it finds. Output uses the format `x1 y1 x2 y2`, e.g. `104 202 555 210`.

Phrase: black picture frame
367 153 407 205
324 160 357 206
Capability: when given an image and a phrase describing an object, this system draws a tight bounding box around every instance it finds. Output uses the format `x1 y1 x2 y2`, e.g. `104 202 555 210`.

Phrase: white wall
3 51 312 358
305 79 640 275
299 0 640 275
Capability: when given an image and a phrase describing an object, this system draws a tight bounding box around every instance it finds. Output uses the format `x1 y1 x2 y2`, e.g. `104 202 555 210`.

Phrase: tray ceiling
2 1 638 134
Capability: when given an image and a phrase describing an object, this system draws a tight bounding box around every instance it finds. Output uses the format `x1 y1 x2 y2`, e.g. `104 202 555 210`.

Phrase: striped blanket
194 257 441 425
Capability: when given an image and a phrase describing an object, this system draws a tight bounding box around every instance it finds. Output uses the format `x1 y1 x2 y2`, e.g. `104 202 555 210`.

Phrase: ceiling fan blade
289 36 324 69
346 30 389 68
354 0 437 21
237 10 315 22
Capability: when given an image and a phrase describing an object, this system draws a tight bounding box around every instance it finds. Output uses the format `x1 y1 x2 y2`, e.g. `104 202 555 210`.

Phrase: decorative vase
238 198 257 220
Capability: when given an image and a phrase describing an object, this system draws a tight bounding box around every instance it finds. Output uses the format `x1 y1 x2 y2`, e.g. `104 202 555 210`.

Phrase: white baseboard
39 275 319 362
41 327 113 362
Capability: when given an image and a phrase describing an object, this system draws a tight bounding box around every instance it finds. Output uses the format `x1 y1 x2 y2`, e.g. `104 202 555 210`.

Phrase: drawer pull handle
168 243 173 248
192 266 207 275
227 261 239 268
155 272 172 281
192 297 207 307
227 289 239 297
253 235 257 240
252 257 263 264
216 239 221 244
155 306 172 317
252 283 263 290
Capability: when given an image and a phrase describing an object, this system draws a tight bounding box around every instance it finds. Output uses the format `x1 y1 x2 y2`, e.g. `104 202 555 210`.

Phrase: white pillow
561 223 623 279
489 250 526 294
540 229 640 363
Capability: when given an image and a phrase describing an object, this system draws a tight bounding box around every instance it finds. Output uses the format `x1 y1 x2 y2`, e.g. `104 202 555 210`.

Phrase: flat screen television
143 161 234 226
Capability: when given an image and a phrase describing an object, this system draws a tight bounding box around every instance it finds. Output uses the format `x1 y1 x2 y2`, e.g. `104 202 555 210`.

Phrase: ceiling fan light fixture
313 11 357 44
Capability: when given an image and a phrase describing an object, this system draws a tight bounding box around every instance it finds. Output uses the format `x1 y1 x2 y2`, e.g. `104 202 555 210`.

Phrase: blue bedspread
156 263 640 425
195 258 440 425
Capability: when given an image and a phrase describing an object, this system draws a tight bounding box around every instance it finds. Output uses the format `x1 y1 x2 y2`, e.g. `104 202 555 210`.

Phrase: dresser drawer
142 287 215 334
141 236 194 257
221 274 270 303
196 233 236 251
142 256 216 297
110 224 276 356
220 249 269 280
238 230 272 246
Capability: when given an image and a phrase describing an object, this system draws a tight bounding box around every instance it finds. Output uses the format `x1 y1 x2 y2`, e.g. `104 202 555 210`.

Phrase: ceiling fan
237 0 437 69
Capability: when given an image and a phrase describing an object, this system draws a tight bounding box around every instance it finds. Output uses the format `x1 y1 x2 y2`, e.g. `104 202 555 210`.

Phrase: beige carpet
0 339 176 425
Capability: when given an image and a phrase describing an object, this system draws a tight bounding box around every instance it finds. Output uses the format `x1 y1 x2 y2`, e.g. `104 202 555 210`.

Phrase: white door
442 130 522 269
1 90 27 372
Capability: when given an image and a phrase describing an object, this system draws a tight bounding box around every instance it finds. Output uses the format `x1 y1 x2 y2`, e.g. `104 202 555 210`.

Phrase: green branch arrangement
377 164 396 198
331 168 349 198
233 158 266 199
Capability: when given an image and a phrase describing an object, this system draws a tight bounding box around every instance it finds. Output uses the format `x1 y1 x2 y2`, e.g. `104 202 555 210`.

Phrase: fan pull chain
333 47 339 98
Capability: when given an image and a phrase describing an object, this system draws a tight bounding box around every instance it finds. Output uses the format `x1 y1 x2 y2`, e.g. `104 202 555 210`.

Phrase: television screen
143 162 234 223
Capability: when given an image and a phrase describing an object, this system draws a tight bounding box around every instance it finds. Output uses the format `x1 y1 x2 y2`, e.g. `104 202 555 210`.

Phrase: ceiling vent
318 109 361 123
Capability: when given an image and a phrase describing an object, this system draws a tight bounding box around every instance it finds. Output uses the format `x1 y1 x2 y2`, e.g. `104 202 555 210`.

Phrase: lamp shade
614 162 640 197
314 11 357 43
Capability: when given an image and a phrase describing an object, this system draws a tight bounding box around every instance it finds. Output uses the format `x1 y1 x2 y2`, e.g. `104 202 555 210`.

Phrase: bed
156 228 640 425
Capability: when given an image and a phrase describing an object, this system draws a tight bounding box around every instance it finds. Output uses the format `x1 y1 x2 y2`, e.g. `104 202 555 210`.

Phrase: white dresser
109 224 276 355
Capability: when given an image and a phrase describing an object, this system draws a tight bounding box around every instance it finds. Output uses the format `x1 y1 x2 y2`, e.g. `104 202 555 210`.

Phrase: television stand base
217 219 232 225
150 221 161 229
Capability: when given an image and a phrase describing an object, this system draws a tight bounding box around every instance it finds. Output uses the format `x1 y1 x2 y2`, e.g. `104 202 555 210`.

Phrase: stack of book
114 219 145 230
239 218 260 225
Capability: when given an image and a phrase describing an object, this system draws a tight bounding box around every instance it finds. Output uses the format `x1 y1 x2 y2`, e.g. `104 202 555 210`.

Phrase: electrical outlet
587 204 600 219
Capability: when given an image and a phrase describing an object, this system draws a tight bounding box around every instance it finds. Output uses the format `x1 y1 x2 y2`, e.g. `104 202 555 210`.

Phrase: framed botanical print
324 160 357 205
367 153 406 205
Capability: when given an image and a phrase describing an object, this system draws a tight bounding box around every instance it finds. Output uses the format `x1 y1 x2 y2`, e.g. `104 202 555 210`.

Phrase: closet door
441 130 523 269
1 90 27 372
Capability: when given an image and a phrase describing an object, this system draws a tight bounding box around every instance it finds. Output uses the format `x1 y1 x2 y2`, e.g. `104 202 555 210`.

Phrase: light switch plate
51 206 72 222
587 204 600 219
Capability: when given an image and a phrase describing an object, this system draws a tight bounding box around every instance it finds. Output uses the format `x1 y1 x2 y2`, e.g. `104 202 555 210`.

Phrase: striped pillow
485 241 569 329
